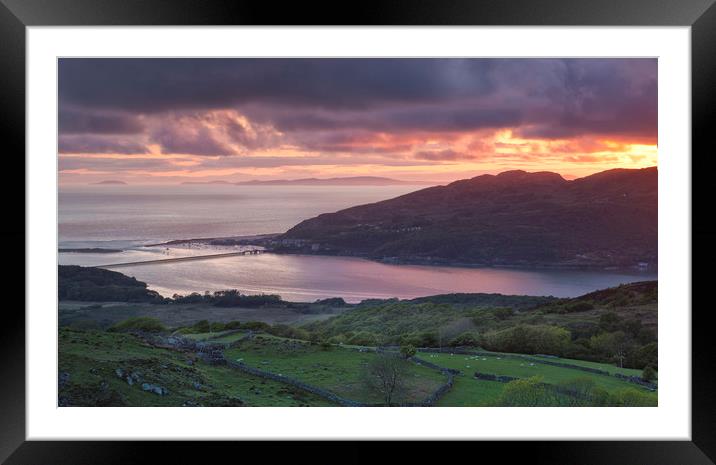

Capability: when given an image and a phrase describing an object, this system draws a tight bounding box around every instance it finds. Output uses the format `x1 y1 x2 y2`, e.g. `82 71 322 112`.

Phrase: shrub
209 322 226 332
481 325 571 356
191 320 211 333
556 377 596 399
448 331 480 347
599 312 622 332
171 292 207 304
493 307 514 320
565 301 594 313
108 317 166 333
265 324 310 340
495 376 559 406
327 335 347 345
627 342 658 369
641 365 657 383
589 331 634 368
240 321 272 332
314 297 346 306
224 320 243 330
610 388 657 406
399 331 439 347
400 344 416 358
346 331 380 347
589 387 612 406
211 290 282 307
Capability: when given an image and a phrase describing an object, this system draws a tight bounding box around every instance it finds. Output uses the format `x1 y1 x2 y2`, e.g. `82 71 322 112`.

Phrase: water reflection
64 253 657 303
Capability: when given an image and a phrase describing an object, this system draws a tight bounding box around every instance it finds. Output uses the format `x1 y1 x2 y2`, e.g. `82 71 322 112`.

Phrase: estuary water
59 184 657 302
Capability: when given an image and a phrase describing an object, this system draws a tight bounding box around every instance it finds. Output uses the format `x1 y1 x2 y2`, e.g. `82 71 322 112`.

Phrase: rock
193 382 203 391
115 368 124 379
182 400 199 407
58 372 70 389
141 383 168 396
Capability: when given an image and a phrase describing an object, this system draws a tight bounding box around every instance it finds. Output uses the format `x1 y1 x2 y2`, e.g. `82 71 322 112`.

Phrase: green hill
305 281 657 369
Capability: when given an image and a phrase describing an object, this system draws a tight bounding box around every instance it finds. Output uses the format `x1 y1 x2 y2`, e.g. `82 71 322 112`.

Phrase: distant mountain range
235 176 434 186
180 180 233 185
93 180 127 185
180 176 433 186
278 167 658 269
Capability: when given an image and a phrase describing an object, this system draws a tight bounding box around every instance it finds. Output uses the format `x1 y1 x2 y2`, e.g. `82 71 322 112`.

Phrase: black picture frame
2 0 714 463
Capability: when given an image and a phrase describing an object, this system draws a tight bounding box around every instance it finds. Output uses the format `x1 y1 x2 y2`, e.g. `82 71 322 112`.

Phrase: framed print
2 0 715 463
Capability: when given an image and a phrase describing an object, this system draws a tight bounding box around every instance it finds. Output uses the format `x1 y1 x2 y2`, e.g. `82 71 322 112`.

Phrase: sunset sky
58 58 657 185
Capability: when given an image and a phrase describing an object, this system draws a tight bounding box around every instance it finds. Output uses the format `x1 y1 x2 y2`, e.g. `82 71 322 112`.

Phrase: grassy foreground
58 328 334 406
59 327 656 407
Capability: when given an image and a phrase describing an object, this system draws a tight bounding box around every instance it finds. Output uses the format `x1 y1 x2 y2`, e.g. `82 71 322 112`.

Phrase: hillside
59 265 163 303
180 180 233 185
279 167 657 269
92 180 127 185
304 280 658 369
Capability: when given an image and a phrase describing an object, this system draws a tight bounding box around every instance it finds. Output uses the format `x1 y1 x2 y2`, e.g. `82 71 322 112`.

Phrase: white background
27 27 691 440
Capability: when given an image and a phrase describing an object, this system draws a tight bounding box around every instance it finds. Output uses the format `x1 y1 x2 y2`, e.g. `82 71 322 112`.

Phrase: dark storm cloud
59 109 145 135
514 61 657 139
58 58 495 113
266 105 521 133
59 135 150 154
58 58 657 157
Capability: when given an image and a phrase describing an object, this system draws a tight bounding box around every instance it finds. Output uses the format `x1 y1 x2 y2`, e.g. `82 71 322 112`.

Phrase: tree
627 342 658 369
480 325 570 356
449 331 480 347
641 365 657 383
400 344 416 358
599 312 622 332
493 307 514 320
590 331 633 368
363 354 408 406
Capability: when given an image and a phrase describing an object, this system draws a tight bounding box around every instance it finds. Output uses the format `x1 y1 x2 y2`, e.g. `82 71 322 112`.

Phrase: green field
436 377 505 407
225 336 445 404
527 355 646 378
58 328 335 406
177 330 250 344
415 352 652 393
58 327 657 407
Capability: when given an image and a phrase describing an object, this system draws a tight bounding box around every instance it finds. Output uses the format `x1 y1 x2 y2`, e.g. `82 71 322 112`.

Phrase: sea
58 184 657 303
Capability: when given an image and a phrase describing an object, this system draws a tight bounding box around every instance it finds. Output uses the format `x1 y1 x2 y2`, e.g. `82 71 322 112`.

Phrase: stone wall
525 358 610 376
408 357 458 406
416 347 655 390
614 373 657 391
474 371 519 383
225 360 366 407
